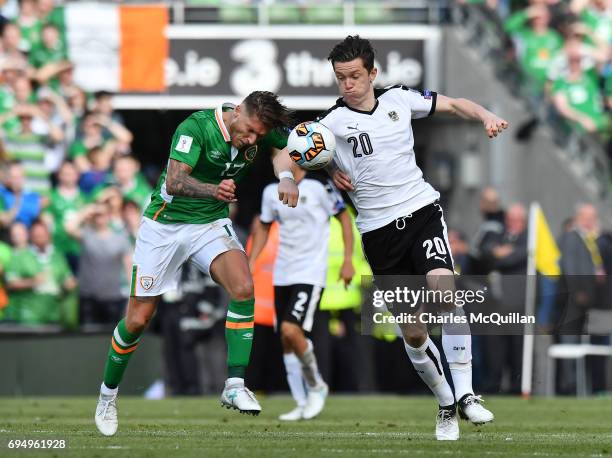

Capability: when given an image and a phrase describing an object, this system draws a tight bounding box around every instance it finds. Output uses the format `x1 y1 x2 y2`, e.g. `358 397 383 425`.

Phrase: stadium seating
267 4 302 24
303 5 344 24
219 4 256 23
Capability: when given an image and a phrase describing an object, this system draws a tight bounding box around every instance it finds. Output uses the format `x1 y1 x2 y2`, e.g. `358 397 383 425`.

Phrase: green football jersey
504 11 563 89
144 105 288 225
45 188 87 256
552 72 607 131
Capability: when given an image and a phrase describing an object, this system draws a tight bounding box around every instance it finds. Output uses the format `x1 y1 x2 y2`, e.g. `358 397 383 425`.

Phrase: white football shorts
130 217 244 297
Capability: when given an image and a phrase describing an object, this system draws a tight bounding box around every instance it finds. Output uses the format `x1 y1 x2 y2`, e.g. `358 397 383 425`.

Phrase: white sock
404 336 455 407
225 377 244 387
283 353 307 407
296 339 325 388
441 308 474 400
100 382 118 398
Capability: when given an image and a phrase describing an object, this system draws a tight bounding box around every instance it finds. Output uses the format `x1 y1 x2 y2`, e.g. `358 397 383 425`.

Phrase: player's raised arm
435 94 509 138
271 146 299 208
165 159 236 202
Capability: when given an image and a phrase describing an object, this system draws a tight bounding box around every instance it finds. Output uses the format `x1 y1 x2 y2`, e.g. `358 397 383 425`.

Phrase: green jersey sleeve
259 127 289 152
551 78 564 95
169 116 205 168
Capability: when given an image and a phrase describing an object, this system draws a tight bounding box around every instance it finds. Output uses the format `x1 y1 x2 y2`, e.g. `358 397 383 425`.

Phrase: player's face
229 105 269 149
333 58 377 106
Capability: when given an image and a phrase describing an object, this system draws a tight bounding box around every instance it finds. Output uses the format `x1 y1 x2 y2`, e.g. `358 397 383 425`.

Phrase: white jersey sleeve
397 87 437 119
260 183 278 224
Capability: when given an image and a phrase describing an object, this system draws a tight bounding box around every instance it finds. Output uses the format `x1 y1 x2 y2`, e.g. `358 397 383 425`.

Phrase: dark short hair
242 91 294 131
328 35 375 72
94 90 113 100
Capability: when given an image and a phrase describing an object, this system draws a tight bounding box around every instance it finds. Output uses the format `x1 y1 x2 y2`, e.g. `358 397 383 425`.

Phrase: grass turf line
0 396 611 457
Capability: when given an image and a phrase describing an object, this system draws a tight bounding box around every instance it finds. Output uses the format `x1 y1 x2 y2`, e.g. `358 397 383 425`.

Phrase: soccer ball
287 121 336 170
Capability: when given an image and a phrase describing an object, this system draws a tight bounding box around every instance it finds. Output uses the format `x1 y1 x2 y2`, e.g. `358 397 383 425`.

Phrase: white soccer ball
288 121 336 170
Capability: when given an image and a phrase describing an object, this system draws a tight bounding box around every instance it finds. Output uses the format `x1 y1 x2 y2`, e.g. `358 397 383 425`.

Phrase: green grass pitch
1 396 611 457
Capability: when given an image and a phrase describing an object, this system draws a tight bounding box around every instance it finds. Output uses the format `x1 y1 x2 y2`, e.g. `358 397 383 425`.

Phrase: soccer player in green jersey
95 91 299 436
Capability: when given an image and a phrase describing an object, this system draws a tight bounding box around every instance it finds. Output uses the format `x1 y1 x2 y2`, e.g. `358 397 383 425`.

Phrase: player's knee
125 313 150 333
280 321 302 341
125 298 156 333
401 325 427 348
230 278 254 301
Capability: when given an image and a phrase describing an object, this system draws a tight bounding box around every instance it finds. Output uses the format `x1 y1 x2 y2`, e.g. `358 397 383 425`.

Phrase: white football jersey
260 177 345 287
318 85 440 234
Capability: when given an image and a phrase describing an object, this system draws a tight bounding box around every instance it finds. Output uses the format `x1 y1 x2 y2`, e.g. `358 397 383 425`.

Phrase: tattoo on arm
166 159 217 198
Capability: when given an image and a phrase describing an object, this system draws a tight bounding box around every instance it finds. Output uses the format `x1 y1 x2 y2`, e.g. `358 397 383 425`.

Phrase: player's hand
332 170 354 191
484 115 509 138
214 179 237 202
339 260 356 289
278 177 299 207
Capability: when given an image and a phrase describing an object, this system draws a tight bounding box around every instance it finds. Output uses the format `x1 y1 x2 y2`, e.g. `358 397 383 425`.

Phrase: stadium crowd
0 0 150 327
464 0 611 158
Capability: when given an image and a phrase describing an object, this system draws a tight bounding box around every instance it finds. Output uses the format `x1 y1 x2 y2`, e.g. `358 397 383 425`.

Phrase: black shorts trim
274 284 323 332
361 202 454 276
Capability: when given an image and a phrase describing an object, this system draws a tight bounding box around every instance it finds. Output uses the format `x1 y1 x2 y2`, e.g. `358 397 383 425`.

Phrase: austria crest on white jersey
318 85 441 234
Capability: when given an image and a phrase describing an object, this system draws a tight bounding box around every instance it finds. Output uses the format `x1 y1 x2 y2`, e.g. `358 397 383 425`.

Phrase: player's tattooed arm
166 159 236 202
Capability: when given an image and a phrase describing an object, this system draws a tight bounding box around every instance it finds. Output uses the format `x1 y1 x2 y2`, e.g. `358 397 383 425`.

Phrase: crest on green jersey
244 146 257 162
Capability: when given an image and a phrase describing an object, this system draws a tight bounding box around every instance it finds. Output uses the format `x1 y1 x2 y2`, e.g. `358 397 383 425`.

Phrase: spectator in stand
29 23 68 86
559 203 605 330
570 0 612 46
44 160 86 274
3 104 62 194
551 38 610 135
0 161 42 230
65 202 132 326
15 0 41 53
558 203 608 393
92 90 125 129
25 219 76 325
1 22 28 62
483 203 528 394
469 186 505 275
12 75 35 104
3 221 39 323
78 146 113 195
111 155 152 209
28 23 64 68
32 87 73 172
504 3 564 92
95 186 126 232
69 112 132 173
547 26 609 87
448 229 471 274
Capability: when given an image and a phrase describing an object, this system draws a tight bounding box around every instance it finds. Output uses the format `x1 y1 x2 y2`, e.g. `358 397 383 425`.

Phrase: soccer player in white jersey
320 36 509 441
249 167 354 421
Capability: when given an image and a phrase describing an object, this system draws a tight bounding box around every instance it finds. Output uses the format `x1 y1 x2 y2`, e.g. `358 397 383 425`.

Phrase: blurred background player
249 166 354 421
323 35 507 440
94 91 299 436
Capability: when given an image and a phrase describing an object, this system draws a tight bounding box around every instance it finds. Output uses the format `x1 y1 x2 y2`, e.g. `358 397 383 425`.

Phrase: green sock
102 319 142 388
225 298 255 378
